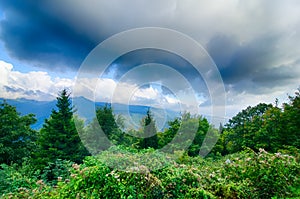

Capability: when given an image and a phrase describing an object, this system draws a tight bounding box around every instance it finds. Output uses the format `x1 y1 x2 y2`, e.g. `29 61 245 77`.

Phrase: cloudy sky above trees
0 0 299 119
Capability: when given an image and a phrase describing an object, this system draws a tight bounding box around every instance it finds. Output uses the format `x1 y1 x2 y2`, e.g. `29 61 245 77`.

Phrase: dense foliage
33 89 89 169
0 102 36 165
0 89 299 198
1 147 299 198
212 90 300 156
140 109 159 149
81 104 123 155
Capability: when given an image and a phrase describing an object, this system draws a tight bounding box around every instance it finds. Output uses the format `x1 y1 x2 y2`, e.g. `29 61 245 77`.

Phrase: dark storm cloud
207 34 277 83
105 49 209 96
206 33 300 93
108 49 198 81
0 0 175 70
253 60 300 86
0 0 299 99
0 0 96 69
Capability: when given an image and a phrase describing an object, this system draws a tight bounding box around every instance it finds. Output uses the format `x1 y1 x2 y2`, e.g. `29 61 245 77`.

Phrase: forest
0 89 299 198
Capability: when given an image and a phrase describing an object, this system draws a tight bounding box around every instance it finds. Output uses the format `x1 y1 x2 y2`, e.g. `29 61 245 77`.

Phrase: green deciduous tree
256 106 283 151
282 89 300 148
188 116 210 156
158 113 214 156
158 118 181 149
224 103 273 153
0 102 36 165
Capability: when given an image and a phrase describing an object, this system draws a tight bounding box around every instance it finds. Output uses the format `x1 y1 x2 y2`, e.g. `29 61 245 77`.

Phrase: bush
1 148 299 199
0 160 39 196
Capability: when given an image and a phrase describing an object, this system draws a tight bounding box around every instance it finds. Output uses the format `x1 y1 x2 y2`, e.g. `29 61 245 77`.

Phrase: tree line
0 88 299 180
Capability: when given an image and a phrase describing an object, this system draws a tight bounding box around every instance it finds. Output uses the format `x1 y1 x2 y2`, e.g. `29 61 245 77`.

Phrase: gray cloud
3 85 54 100
107 49 200 83
0 0 300 105
207 32 300 94
0 0 96 69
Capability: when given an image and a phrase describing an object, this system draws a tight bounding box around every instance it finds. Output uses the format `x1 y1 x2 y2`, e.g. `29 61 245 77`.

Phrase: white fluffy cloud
0 60 74 100
0 60 185 111
79 78 184 111
1 59 297 120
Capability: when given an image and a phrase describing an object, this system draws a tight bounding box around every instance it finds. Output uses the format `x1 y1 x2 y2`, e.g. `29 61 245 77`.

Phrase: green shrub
1 148 299 199
0 160 39 196
40 159 73 184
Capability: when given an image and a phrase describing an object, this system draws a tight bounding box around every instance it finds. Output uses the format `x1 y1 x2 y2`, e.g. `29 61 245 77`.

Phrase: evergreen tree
82 104 123 154
140 109 158 149
35 89 89 167
95 104 123 142
0 102 36 165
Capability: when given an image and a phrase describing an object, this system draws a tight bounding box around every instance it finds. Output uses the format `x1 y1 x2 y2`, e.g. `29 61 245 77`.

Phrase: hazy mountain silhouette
0 97 180 130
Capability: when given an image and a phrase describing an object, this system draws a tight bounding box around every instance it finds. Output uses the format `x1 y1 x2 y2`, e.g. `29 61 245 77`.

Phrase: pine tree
82 104 123 154
95 104 122 142
140 109 158 149
35 89 89 167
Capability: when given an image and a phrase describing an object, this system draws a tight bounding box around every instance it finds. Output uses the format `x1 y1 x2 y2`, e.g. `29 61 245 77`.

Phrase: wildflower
36 180 44 186
114 174 120 179
18 187 27 192
275 152 281 158
128 166 139 172
225 159 231 164
259 160 267 164
259 148 267 153
80 167 89 175
179 164 185 168
139 165 149 174
72 163 80 170
70 174 77 178
57 176 62 181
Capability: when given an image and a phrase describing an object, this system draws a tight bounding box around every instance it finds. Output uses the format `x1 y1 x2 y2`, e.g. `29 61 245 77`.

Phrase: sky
0 0 300 121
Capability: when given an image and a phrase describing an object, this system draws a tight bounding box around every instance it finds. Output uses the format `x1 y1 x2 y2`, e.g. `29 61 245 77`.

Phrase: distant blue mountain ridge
0 97 180 130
